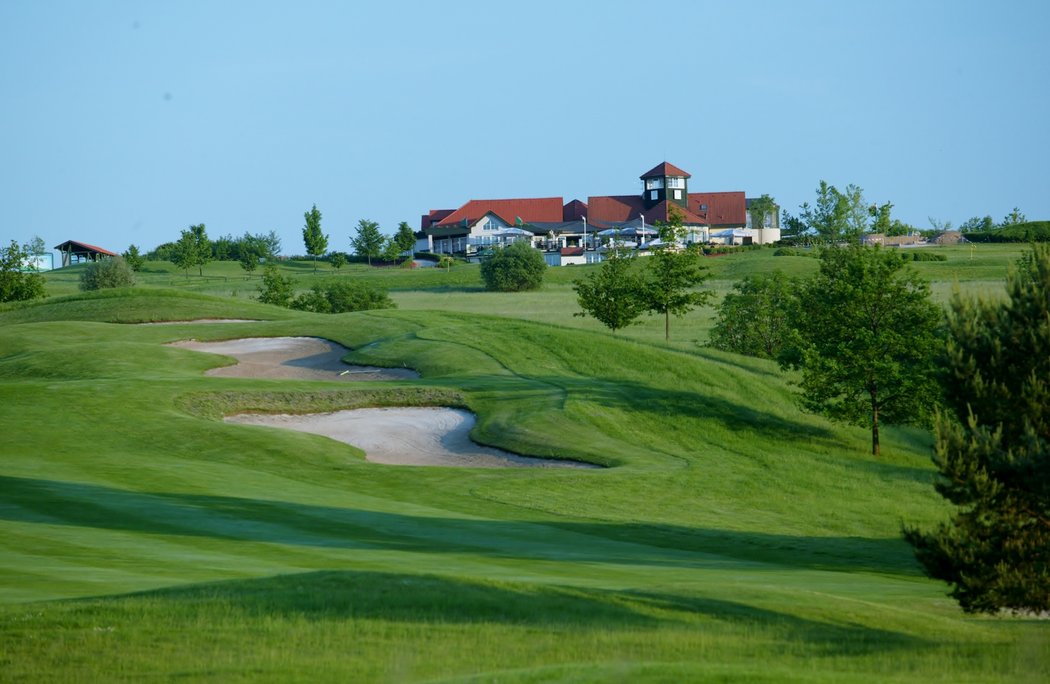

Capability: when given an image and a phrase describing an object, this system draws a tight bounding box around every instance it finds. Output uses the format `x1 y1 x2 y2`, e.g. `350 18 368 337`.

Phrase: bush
903 251 948 262
480 241 546 292
79 257 135 291
290 280 395 313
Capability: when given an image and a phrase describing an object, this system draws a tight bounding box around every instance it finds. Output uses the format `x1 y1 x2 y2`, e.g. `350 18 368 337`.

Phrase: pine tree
904 245 1050 614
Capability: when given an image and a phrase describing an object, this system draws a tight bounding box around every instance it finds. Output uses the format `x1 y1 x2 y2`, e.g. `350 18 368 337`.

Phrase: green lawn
1 246 1045 682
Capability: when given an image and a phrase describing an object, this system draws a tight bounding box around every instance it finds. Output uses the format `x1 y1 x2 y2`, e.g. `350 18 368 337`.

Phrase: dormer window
666 177 685 189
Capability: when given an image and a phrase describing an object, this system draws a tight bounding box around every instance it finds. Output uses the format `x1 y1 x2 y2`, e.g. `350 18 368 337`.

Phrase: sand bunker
226 407 594 468
169 336 418 381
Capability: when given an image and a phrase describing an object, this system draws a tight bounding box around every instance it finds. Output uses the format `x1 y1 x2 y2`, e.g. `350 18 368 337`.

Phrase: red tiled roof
586 195 707 226
640 161 691 179
53 240 119 256
563 199 588 221
689 192 746 227
587 195 644 222
435 197 564 228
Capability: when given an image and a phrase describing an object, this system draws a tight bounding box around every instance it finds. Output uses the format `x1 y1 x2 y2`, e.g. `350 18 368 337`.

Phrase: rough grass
2 256 1047 682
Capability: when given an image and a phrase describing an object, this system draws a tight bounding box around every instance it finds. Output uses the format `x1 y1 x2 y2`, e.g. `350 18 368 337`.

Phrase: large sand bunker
226 407 594 468
169 336 418 381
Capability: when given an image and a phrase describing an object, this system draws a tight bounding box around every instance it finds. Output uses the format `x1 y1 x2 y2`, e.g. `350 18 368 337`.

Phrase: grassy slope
1 255 1046 682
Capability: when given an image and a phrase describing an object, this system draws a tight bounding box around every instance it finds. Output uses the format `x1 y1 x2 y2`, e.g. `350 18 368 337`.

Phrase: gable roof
640 161 691 179
435 197 564 228
689 191 747 227
563 199 588 221
53 240 118 256
421 208 455 231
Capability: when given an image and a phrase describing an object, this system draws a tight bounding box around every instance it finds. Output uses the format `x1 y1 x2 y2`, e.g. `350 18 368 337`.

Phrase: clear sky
2 0 1048 257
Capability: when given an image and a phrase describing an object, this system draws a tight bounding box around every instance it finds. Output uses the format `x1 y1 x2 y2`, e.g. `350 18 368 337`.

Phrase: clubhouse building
419 162 779 264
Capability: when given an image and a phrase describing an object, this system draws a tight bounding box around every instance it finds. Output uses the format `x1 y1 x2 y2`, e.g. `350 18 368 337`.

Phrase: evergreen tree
394 221 417 255
302 204 328 271
904 245 1050 614
122 244 145 271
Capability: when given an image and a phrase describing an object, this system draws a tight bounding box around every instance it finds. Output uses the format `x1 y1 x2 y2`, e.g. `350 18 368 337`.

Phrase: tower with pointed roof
640 161 691 210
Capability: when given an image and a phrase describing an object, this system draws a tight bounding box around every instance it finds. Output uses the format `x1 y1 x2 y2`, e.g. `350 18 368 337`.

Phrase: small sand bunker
226 407 595 469
169 336 418 381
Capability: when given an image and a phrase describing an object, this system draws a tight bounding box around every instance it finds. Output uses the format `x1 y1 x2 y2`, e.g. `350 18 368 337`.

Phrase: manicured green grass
2 250 1046 682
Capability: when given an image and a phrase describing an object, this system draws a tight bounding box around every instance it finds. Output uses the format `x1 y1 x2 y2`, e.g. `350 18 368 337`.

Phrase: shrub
480 240 546 292
290 280 395 313
903 251 947 262
79 257 135 291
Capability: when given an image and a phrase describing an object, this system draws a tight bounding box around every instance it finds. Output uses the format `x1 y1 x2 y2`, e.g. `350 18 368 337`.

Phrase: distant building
420 162 779 260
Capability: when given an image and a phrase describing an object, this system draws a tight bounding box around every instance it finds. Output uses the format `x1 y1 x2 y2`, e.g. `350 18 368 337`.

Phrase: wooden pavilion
53 240 119 268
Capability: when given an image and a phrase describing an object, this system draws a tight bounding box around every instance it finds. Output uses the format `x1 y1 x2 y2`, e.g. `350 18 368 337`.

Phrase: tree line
140 205 420 278
781 180 1031 244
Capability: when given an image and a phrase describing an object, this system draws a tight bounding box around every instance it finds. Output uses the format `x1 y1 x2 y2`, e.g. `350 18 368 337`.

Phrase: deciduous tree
904 245 1050 614
171 224 211 276
643 211 712 341
302 204 328 271
0 240 46 302
782 245 941 456
573 247 646 332
351 219 385 266
710 271 797 359
799 180 850 244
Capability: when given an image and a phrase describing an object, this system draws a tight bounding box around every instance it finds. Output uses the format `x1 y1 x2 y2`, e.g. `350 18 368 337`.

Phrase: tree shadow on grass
537 375 836 445
1 476 921 576
78 569 931 654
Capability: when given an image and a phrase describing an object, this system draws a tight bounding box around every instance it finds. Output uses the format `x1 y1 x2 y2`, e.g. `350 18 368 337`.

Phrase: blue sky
2 0 1048 256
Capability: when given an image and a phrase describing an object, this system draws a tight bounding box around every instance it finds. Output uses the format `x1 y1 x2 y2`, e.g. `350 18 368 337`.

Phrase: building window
667 177 684 189
673 189 682 200
650 190 658 201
